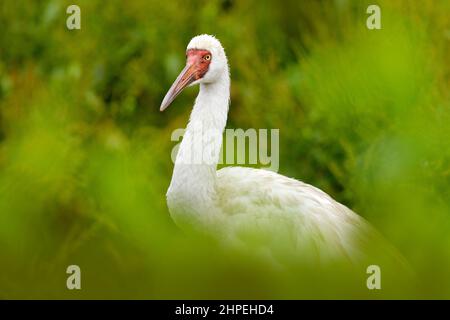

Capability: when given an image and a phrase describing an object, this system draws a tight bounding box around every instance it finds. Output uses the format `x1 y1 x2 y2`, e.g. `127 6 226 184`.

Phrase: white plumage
160 35 401 267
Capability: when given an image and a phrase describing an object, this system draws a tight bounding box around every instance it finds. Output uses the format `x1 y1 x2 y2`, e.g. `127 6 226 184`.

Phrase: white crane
160 34 403 267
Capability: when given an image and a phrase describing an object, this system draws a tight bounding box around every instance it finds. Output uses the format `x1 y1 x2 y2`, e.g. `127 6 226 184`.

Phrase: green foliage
0 0 449 298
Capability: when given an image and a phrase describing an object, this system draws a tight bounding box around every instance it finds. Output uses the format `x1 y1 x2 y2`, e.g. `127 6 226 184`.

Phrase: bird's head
160 34 228 111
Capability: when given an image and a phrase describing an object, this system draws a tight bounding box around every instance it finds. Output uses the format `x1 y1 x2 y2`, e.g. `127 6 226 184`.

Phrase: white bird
160 34 405 268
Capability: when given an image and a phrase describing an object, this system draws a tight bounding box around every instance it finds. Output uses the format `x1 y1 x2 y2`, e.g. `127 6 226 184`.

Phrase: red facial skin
186 49 212 80
159 49 213 111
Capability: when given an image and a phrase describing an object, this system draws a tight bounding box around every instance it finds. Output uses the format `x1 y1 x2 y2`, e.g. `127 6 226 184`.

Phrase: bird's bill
160 63 197 111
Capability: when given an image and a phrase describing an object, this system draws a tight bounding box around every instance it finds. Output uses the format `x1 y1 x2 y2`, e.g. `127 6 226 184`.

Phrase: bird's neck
167 71 230 230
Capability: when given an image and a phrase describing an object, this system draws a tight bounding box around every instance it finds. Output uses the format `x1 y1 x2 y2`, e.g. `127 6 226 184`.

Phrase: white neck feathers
166 69 230 230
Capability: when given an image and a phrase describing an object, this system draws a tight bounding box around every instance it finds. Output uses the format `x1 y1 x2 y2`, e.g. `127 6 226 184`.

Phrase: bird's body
169 162 375 265
218 167 377 265
161 35 404 267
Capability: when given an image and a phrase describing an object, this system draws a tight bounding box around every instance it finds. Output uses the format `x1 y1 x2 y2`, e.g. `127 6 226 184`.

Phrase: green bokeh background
0 0 449 299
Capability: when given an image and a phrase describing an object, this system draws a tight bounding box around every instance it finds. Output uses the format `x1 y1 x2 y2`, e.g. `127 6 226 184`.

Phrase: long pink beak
160 63 197 111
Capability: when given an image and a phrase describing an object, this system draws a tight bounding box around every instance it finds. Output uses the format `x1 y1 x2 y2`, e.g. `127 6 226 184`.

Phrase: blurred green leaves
0 0 449 298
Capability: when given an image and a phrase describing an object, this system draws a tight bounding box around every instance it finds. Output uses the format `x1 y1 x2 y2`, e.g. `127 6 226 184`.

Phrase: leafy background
0 0 449 298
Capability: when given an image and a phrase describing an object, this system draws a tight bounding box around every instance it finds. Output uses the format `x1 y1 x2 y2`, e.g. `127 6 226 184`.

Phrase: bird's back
216 166 405 268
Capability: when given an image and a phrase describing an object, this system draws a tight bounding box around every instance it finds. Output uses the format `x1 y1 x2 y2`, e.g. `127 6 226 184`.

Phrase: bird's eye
204 54 211 61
